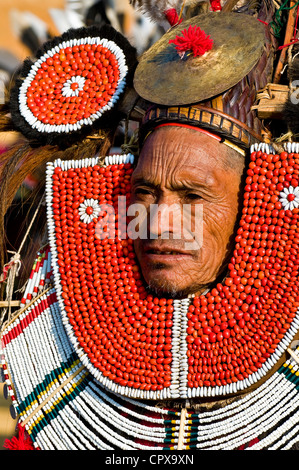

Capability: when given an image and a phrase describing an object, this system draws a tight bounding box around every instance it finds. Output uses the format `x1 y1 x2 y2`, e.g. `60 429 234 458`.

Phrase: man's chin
146 275 202 299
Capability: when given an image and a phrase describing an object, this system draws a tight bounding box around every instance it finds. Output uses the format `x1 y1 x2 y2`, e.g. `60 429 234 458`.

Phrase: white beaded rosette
10 25 136 146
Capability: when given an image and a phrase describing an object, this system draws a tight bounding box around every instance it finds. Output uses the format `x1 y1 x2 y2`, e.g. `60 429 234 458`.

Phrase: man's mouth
146 249 189 255
142 244 193 260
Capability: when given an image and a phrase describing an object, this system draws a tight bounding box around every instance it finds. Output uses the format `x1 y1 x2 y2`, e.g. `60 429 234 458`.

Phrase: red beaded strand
187 150 299 388
53 162 174 391
50 150 299 395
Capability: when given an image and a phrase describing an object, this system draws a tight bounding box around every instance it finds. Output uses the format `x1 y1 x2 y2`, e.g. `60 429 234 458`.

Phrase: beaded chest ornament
41 142 299 400
1 142 299 449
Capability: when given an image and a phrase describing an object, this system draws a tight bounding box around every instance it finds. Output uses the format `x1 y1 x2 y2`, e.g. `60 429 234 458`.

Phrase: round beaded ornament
42 143 299 400
9 25 137 147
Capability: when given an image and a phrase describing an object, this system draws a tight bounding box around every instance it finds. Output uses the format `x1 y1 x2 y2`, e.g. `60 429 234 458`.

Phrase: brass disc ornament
134 12 265 106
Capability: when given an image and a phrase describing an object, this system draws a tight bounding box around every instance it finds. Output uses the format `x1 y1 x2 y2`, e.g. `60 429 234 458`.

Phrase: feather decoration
10 9 50 55
129 0 210 26
130 0 182 24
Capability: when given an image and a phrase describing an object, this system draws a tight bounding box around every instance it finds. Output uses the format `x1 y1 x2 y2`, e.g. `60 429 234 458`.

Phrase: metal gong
134 12 265 105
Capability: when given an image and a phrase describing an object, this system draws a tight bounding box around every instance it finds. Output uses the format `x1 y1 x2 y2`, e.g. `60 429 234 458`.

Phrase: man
129 0 273 301
1 0 299 452
131 125 245 299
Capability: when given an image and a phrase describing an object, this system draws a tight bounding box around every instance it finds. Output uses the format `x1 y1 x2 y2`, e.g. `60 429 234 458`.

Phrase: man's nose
148 198 182 239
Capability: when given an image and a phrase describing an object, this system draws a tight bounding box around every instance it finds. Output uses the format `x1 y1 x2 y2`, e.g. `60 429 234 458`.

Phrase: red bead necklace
46 149 299 399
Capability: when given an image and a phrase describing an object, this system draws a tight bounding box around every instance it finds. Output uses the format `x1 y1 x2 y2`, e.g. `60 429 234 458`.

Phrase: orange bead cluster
26 43 120 127
51 150 299 394
52 162 174 391
186 150 299 388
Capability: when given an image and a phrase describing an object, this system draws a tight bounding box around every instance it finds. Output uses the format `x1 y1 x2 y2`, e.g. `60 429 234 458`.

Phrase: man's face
131 126 245 298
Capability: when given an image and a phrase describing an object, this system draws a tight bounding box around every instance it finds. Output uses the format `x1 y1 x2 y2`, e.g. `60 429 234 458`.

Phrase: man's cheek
202 209 234 247
181 204 204 250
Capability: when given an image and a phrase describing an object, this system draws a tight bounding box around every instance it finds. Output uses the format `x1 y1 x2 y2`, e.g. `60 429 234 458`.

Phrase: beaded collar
1 142 299 449
41 142 299 400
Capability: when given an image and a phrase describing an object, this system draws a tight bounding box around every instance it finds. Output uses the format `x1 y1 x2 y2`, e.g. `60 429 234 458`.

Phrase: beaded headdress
1 0 299 452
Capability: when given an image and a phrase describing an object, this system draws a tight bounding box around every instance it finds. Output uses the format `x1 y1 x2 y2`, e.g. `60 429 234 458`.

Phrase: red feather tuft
3 424 35 450
164 8 182 26
169 24 213 58
210 0 222 11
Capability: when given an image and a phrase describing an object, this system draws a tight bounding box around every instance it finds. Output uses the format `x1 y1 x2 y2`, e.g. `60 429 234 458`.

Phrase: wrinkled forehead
135 125 245 183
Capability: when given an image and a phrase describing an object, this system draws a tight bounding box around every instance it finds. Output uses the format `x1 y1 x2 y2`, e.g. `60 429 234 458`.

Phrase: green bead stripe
29 371 91 441
16 351 80 415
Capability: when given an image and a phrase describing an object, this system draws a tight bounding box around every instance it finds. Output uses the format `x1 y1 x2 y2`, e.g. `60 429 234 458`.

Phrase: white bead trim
44 153 299 400
18 37 128 135
250 141 299 154
171 299 190 399
284 142 299 154
250 142 276 154
2 244 299 449
104 153 135 166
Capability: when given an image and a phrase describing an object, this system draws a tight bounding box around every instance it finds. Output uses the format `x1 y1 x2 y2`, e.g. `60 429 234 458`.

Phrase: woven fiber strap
140 105 263 150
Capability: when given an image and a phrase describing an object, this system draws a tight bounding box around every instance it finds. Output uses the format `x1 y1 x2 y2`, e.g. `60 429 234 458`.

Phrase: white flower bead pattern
61 76 86 98
79 199 101 224
279 186 299 211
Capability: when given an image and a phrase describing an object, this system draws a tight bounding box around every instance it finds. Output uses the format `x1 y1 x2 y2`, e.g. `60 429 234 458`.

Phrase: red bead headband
148 122 246 156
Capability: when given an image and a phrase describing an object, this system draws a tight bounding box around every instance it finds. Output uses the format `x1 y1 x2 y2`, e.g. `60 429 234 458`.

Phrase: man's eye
186 193 202 201
134 187 154 197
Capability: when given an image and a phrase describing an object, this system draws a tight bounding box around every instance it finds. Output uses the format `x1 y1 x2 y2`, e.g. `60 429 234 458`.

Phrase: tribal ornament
22 142 299 402
1 218 299 450
169 24 213 58
129 0 183 25
9 25 136 147
1 144 299 449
